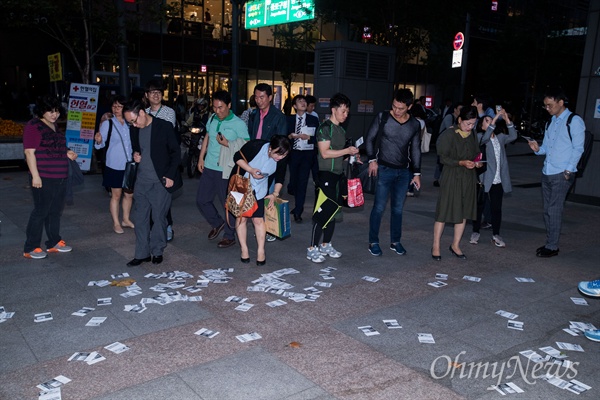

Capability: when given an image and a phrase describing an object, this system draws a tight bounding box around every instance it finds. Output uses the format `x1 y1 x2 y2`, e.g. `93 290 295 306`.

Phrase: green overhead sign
245 0 315 29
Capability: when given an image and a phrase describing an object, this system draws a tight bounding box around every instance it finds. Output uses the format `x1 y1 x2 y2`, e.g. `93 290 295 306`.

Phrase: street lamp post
231 0 242 113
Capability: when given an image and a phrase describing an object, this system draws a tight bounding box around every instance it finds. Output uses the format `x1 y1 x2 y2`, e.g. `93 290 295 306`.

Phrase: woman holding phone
432 106 483 260
470 108 518 247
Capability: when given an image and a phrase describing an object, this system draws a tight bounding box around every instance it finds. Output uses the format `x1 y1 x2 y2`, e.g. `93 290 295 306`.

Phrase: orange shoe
24 248 48 259
47 240 73 253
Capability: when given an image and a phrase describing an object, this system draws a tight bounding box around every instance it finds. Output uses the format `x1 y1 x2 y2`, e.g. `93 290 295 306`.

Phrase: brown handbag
225 151 257 220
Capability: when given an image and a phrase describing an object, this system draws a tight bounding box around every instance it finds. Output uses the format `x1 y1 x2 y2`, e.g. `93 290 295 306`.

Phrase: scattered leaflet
97 298 112 306
236 332 262 343
539 346 567 359
225 296 248 303
463 275 481 282
111 272 130 279
37 375 71 391
507 320 524 331
104 342 130 354
72 307 95 317
362 276 380 283
266 299 287 307
194 328 219 338
383 319 402 329
358 325 380 336
88 280 110 287
570 297 588 306
124 304 147 313
314 281 332 288
34 312 53 323
556 342 584 352
515 277 535 283
519 350 545 363
435 273 448 280
86 317 107 327
0 307 15 323
491 382 525 395
496 310 519 319
542 374 592 394
235 303 254 312
39 388 61 400
428 281 447 288
418 333 435 343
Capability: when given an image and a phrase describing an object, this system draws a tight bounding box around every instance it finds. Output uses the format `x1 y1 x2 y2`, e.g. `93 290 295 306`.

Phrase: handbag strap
235 150 248 176
110 119 132 162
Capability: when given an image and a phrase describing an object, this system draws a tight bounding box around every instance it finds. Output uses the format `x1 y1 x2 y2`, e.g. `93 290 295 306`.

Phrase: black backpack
545 113 593 178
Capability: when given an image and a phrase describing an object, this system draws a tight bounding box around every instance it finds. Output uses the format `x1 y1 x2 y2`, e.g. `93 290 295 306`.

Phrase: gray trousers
196 167 235 240
133 180 172 258
541 173 574 250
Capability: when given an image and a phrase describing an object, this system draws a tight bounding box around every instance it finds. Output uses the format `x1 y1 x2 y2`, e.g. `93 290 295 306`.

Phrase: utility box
313 41 396 142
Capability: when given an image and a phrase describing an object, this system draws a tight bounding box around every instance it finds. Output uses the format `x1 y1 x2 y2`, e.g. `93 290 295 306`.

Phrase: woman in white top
94 95 135 234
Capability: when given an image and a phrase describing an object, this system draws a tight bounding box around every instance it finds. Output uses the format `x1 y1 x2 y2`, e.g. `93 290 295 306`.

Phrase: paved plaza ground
1 141 599 399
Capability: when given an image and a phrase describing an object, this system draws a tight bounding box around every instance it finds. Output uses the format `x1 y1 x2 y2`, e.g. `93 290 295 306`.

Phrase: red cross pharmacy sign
453 32 464 51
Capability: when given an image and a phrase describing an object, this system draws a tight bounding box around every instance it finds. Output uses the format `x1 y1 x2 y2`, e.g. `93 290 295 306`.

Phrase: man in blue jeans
365 89 422 256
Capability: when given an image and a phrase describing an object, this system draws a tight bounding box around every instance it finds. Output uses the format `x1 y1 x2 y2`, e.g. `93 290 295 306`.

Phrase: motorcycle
181 122 205 178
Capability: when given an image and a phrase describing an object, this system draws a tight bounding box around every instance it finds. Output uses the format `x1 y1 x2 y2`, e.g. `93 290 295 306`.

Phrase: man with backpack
528 87 586 258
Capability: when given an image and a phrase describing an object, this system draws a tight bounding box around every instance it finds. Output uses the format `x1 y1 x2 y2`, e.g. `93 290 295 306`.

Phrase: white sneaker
319 243 342 258
307 247 326 263
492 235 506 248
266 234 277 242
469 232 480 245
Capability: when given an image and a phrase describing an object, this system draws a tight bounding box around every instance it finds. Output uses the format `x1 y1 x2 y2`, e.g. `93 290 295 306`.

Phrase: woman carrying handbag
94 95 135 234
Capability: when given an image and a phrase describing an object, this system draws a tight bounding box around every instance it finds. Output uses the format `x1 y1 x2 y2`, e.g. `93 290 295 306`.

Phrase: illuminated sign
453 32 464 51
245 0 315 29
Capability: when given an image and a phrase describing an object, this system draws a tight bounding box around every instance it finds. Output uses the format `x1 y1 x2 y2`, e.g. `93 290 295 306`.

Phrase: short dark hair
269 135 291 156
330 93 351 110
112 95 128 107
145 79 164 92
305 95 317 105
410 103 426 119
122 99 145 116
248 94 257 108
254 83 272 97
458 106 479 122
393 89 414 106
212 90 231 106
292 94 306 106
543 87 568 103
472 94 491 110
33 95 62 118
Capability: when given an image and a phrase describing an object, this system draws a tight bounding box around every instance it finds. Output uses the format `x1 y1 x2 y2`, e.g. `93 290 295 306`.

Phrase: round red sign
453 32 464 51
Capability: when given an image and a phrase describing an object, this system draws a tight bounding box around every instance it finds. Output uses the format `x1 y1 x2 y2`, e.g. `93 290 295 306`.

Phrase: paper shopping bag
264 197 291 238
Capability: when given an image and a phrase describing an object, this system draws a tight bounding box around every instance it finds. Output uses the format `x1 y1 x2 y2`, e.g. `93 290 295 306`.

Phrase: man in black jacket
123 100 182 266
365 89 422 257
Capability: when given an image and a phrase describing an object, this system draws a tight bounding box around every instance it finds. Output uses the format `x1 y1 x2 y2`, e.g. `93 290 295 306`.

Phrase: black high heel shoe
241 257 250 264
431 248 441 261
256 259 266 266
449 245 467 259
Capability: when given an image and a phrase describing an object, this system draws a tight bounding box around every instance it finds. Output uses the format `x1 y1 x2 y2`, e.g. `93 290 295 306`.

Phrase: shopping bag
312 188 341 229
264 197 291 238
346 178 364 207
421 131 432 153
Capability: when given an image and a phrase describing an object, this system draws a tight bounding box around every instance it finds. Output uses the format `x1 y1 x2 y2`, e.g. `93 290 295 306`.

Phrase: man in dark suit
123 100 182 266
286 95 319 222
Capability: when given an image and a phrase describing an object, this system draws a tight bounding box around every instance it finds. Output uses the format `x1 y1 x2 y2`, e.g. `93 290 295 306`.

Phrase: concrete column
573 0 600 202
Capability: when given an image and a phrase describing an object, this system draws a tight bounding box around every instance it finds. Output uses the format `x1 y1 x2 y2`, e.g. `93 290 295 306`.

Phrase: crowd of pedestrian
22 84 588 281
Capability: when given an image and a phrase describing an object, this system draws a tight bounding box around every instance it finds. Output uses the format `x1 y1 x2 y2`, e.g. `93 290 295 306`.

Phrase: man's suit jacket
248 105 287 141
131 116 183 193
286 113 319 147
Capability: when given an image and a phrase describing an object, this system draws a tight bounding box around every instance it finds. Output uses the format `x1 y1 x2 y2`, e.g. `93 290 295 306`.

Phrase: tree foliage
0 0 169 84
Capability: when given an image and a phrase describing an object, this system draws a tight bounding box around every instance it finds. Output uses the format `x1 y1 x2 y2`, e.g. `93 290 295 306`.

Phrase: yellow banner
48 53 63 82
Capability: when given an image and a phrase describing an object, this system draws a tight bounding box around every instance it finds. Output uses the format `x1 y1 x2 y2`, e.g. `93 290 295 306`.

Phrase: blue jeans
368 166 411 244
541 172 574 250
